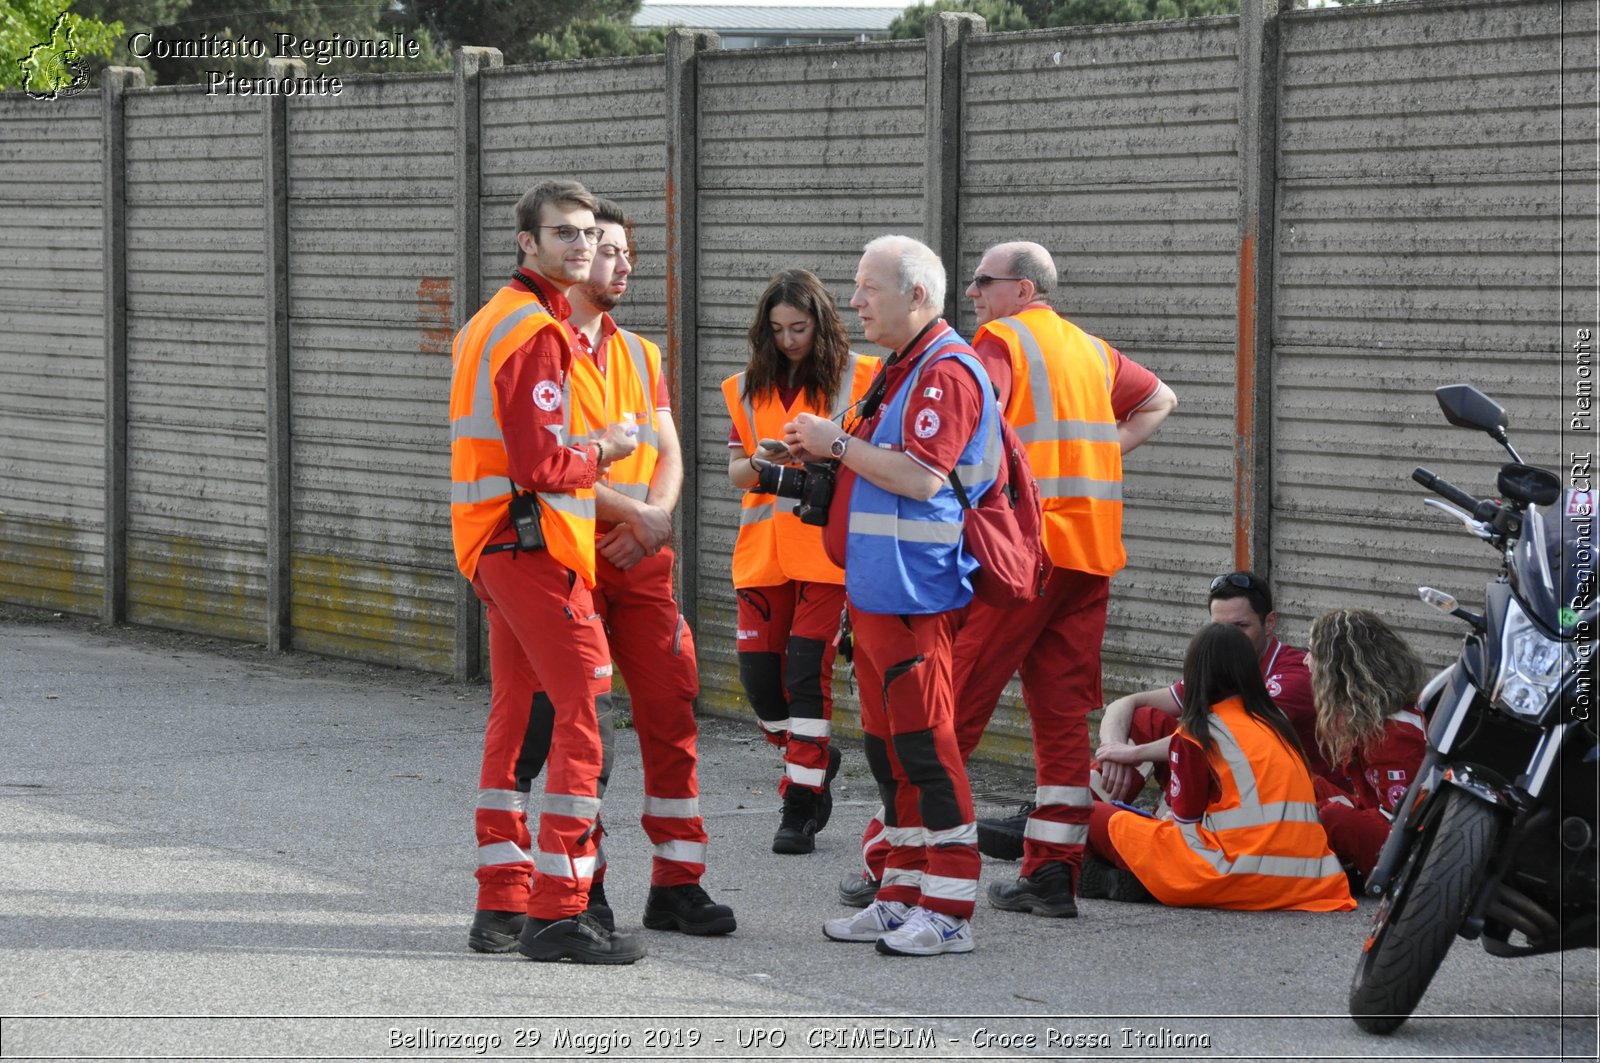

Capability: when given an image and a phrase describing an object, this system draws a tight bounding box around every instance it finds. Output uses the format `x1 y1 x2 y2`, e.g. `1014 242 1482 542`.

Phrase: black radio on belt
508 489 545 551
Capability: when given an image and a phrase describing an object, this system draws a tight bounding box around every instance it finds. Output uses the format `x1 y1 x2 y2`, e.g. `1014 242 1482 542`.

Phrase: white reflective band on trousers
476 788 527 813
1035 785 1093 807
540 792 603 820
654 840 707 864
786 762 827 787
535 850 599 880
643 795 700 818
786 716 831 738
1024 819 1090 845
920 872 980 904
882 866 922 890
478 840 531 867
924 822 978 847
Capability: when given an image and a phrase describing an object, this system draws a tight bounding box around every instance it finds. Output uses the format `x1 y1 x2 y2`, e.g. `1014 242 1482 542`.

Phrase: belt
481 542 520 556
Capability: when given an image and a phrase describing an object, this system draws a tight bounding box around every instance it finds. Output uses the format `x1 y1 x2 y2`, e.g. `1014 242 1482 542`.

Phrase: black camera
754 461 836 526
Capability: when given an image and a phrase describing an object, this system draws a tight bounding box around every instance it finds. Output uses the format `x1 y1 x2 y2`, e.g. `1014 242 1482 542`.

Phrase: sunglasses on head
1209 572 1258 594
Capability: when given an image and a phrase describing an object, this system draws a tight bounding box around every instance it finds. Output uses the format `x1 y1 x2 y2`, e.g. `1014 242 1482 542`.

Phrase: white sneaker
874 906 974 956
823 899 909 942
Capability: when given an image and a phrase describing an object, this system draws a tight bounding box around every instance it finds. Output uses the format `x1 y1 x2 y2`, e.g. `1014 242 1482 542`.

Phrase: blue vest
845 332 1000 615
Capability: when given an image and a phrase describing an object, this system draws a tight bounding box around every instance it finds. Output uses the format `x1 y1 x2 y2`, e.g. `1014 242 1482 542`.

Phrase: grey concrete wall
0 0 1591 763
122 87 269 640
0 96 104 616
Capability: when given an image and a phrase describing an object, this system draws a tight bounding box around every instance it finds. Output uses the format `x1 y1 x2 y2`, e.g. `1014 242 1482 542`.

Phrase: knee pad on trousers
785 636 828 720
738 651 787 725
863 733 898 825
515 691 555 792
891 728 963 831
514 690 614 794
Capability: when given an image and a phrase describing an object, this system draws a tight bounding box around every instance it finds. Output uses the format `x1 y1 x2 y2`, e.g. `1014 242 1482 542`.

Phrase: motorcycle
1348 384 1597 1035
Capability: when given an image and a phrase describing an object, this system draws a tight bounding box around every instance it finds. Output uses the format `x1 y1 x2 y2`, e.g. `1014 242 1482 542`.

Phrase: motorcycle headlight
1493 600 1570 720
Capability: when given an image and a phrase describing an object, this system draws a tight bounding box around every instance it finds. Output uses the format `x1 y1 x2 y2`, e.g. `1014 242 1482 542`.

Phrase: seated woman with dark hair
1082 623 1355 912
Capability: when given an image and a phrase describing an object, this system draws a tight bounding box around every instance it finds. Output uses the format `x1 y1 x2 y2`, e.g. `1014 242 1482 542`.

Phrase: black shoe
468 908 525 953
773 787 820 854
976 801 1034 861
517 912 645 965
987 861 1079 918
642 883 737 936
814 744 843 832
586 880 615 932
837 872 880 908
1076 856 1154 904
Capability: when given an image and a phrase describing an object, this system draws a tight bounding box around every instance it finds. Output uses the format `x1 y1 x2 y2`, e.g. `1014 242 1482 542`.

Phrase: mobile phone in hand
758 438 791 460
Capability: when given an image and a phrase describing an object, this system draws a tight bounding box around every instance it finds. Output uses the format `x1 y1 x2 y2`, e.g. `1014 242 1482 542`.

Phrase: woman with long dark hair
1081 623 1355 911
721 269 879 854
1308 608 1429 886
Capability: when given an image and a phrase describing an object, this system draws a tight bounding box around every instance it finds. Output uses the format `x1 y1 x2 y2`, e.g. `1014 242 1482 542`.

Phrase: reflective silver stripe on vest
740 502 775 526
848 511 964 544
1085 333 1113 392
609 482 650 501
536 491 596 521
1014 419 1121 444
1036 476 1123 502
733 371 757 447
451 300 551 443
1206 800 1321 832
452 476 514 505
831 353 862 419
616 329 661 450
993 315 1054 432
953 413 1002 486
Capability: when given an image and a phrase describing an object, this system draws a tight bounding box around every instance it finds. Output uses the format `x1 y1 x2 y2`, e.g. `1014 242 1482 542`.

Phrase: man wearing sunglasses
500 197 736 942
455 179 646 965
1092 570 1336 809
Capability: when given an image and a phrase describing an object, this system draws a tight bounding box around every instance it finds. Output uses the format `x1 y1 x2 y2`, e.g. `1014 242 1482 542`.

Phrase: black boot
517 912 645 964
987 860 1079 918
468 909 524 953
976 801 1034 861
642 883 737 935
586 879 615 931
772 786 820 854
814 744 843 833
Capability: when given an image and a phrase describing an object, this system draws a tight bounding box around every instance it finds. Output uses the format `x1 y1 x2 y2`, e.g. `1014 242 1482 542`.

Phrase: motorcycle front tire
1348 789 1501 1034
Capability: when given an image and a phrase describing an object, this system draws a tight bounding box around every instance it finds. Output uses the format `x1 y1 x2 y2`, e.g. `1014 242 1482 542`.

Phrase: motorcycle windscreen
1509 488 1596 638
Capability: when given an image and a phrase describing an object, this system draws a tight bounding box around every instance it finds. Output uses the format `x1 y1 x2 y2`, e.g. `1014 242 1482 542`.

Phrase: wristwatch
830 434 850 460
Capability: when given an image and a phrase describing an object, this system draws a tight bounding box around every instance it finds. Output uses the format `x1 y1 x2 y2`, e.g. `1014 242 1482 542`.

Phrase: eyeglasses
970 274 1024 288
1209 572 1259 594
536 225 604 245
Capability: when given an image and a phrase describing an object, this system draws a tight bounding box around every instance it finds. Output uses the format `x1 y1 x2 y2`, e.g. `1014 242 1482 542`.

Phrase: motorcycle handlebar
1412 467 1498 522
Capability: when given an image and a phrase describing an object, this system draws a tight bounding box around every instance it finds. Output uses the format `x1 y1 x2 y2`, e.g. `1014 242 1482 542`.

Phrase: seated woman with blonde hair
1307 608 1429 888
1082 622 1355 911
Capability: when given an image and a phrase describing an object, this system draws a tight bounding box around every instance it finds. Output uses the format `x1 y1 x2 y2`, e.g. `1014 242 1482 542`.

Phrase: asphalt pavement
0 612 1594 1061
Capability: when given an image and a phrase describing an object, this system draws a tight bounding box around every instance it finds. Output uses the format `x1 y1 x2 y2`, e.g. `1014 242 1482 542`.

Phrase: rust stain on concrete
418 276 453 355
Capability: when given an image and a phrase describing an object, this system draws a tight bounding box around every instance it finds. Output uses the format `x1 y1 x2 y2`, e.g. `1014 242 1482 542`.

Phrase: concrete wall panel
0 97 104 614
123 89 267 639
286 76 458 670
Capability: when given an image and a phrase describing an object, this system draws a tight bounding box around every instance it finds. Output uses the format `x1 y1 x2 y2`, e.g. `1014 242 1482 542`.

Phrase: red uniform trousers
858 569 1109 883
471 545 608 920
735 580 844 796
1315 778 1394 880
486 547 707 892
1086 799 1136 869
851 606 980 921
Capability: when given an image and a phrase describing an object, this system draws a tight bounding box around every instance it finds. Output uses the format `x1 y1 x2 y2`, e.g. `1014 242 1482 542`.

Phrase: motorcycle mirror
1435 385 1509 438
1418 586 1459 615
1497 463 1562 507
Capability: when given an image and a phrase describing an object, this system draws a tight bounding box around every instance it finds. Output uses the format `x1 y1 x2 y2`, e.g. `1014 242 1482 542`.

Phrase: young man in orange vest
490 198 735 940
839 241 1178 917
453 179 645 964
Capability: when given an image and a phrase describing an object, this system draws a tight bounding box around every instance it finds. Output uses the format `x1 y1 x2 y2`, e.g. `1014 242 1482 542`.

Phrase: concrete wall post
925 12 984 321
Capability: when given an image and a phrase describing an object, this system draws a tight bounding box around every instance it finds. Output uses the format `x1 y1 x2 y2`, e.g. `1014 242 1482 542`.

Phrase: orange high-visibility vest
1107 696 1356 912
570 327 663 517
721 352 879 588
975 306 1124 576
449 287 597 584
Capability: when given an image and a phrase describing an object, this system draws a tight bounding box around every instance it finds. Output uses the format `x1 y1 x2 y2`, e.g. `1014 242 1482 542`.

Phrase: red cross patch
913 408 940 439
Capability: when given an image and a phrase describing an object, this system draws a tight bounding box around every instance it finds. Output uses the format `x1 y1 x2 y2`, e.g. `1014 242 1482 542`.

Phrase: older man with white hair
784 235 1001 957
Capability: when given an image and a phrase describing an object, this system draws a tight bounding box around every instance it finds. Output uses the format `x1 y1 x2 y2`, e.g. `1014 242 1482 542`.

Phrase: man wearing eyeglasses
842 241 1177 918
500 198 736 941
1092 570 1334 803
454 178 647 965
